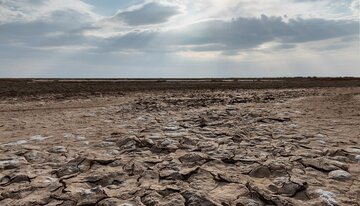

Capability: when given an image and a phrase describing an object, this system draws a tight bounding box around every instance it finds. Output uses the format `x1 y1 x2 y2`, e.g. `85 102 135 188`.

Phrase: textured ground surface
0 83 359 206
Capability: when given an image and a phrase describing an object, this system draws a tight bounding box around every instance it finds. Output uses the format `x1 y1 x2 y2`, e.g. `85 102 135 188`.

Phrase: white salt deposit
355 155 360 164
3 140 28 146
316 189 337 206
30 135 49 141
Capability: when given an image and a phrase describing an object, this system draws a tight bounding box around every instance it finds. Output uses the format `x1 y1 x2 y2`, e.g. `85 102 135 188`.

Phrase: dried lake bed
0 79 359 206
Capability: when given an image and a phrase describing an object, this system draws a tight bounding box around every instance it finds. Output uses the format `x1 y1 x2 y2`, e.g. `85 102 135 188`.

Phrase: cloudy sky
0 0 359 77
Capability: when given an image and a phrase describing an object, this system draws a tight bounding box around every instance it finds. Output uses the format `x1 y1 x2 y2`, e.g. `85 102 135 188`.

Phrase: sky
0 0 359 78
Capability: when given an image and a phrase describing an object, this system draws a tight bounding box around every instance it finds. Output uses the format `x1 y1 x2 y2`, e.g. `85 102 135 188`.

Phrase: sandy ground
0 86 359 206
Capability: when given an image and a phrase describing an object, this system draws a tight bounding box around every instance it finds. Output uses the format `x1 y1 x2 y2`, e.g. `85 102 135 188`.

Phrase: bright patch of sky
82 0 143 15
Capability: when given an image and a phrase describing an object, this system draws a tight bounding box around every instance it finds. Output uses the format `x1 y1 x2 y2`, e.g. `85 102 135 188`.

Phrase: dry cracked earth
0 86 360 206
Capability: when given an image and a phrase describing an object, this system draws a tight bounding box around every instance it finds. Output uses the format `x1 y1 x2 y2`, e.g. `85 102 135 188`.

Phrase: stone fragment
77 186 108 206
141 191 161 205
55 157 90 178
76 171 126 187
48 146 67 154
32 176 61 189
0 173 30 186
3 140 28 146
328 170 352 181
268 177 307 197
181 190 220 206
315 189 338 206
188 169 217 191
24 150 47 163
141 192 185 206
355 155 360 163
98 198 139 206
234 198 262 206
179 153 207 164
0 156 27 170
139 170 159 188
249 165 271 178
209 183 248 203
116 137 142 152
123 161 146 176
6 189 52 206
30 135 49 141
162 193 186 206
99 141 116 147
267 161 288 177
246 182 294 206
300 157 348 172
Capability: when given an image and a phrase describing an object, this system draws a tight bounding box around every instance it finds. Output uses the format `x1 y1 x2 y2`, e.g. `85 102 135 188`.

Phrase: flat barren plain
0 78 359 206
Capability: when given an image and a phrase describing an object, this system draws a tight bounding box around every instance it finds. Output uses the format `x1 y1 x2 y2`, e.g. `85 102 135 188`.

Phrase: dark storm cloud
111 2 180 26
103 15 358 52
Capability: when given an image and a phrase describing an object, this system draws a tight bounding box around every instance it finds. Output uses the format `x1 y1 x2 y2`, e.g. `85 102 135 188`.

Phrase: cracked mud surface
1 86 360 206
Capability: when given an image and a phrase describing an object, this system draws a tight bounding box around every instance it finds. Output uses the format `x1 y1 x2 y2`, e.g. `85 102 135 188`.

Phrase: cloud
0 0 98 23
102 15 358 53
0 0 359 77
111 2 181 26
0 1 98 48
351 0 359 13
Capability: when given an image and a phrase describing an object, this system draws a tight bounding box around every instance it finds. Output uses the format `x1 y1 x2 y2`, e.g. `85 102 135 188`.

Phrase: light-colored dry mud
0 87 359 206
